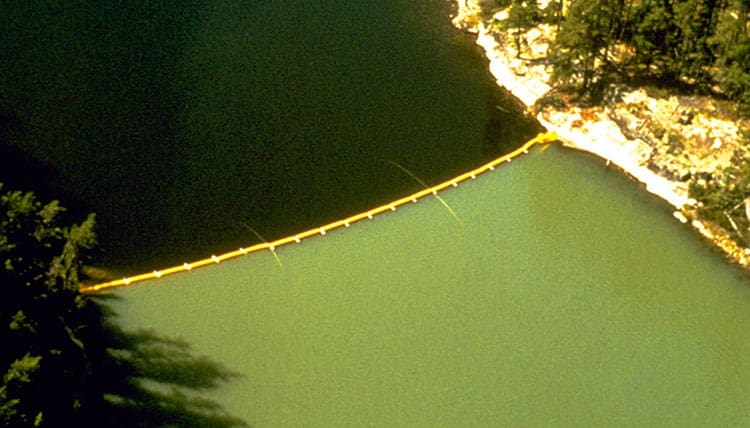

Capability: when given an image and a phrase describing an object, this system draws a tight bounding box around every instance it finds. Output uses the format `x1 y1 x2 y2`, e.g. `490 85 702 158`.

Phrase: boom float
80 131 557 293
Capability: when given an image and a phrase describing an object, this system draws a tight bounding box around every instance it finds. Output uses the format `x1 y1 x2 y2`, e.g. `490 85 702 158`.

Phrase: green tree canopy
547 0 750 107
0 184 247 427
0 184 97 426
550 0 624 94
507 0 543 57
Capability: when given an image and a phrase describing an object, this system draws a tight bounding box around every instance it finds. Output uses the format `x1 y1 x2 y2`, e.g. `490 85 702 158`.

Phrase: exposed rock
453 0 750 270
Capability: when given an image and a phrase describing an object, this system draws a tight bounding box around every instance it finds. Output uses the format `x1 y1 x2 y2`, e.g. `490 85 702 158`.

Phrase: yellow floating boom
79 131 557 293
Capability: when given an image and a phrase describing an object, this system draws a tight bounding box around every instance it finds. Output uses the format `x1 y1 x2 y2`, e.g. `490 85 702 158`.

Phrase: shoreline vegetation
0 185 246 426
452 0 750 271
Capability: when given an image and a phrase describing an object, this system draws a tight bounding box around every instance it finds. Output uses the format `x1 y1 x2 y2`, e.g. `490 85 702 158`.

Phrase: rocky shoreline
452 0 750 270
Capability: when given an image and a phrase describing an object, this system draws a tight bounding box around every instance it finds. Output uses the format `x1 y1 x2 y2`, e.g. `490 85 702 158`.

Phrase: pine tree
550 0 624 93
673 0 722 83
711 0 750 107
0 185 98 426
631 0 682 80
507 0 541 57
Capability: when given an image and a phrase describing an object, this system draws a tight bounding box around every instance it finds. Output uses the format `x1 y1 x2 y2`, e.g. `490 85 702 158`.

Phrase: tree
0 184 250 426
711 0 750 107
630 0 679 77
546 0 750 113
542 0 565 28
1 354 43 426
507 0 542 57
550 0 625 93
689 149 750 245
672 0 722 84
0 184 98 426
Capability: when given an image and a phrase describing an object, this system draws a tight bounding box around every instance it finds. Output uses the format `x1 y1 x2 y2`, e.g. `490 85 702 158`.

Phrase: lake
2 0 748 425
105 144 750 426
0 0 538 274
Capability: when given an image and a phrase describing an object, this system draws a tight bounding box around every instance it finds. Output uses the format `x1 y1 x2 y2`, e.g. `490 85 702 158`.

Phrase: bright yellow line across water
79 132 557 293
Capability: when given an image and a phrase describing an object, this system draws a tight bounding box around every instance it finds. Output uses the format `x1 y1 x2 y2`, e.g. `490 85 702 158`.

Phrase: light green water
105 146 750 426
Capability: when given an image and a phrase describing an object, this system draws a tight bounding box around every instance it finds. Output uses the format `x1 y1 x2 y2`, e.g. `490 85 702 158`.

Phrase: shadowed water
3 1 749 424
105 146 750 426
0 0 538 273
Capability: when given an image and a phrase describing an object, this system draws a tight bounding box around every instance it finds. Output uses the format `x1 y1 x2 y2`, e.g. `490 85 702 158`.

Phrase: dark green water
0 0 538 274
4 2 750 425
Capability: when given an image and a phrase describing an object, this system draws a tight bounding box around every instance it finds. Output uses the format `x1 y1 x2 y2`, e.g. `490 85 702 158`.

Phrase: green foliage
478 0 511 18
0 183 100 426
51 213 96 290
0 184 247 426
534 94 567 111
1 354 43 426
666 132 684 154
549 0 750 107
631 0 681 73
541 0 564 25
711 0 750 109
550 0 624 93
672 0 722 82
3 354 42 385
507 0 542 56
689 152 750 244
650 122 666 140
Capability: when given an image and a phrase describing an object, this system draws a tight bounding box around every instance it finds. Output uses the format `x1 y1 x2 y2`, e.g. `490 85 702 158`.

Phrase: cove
3 1 749 425
103 145 750 426
0 0 537 274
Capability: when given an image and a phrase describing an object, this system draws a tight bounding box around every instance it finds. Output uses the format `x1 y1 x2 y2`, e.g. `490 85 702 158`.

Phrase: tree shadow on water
88 295 248 428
